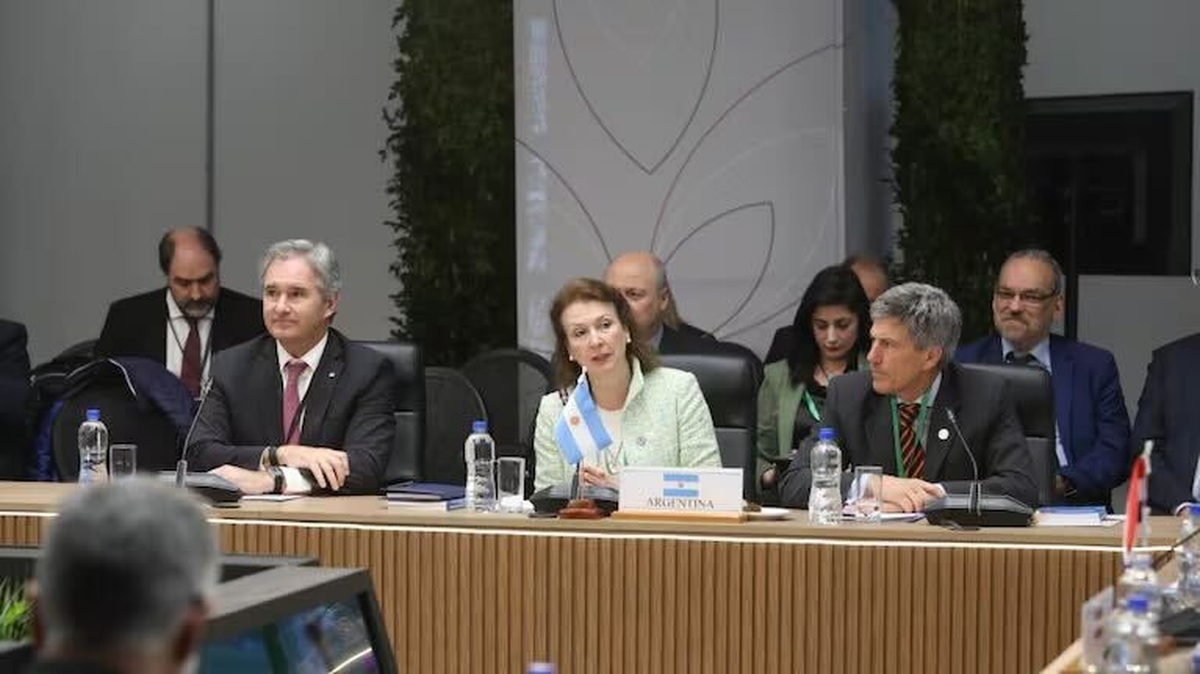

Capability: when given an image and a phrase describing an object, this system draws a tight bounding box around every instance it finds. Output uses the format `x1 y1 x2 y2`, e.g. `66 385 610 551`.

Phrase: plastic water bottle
1177 504 1200 607
1117 552 1161 619
1101 592 1158 673
808 427 842 525
77 408 109 484
464 420 496 512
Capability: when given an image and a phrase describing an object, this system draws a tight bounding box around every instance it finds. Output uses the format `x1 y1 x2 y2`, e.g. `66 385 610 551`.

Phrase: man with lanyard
778 283 1038 512
96 227 264 397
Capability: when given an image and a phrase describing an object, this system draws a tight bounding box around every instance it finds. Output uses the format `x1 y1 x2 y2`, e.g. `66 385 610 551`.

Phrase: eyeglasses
993 288 1056 306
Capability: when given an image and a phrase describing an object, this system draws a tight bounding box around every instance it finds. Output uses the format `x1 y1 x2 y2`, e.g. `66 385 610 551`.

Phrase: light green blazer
756 358 866 479
534 359 721 491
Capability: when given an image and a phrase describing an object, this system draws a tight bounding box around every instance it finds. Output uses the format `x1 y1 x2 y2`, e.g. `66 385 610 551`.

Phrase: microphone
160 376 241 504
176 376 214 487
945 408 981 514
922 407 1033 528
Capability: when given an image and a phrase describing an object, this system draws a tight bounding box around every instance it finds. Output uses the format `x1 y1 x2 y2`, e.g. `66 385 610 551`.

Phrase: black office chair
658 350 759 500
713 340 764 389
51 372 182 481
461 348 552 493
423 367 487 485
960 363 1057 506
357 340 425 486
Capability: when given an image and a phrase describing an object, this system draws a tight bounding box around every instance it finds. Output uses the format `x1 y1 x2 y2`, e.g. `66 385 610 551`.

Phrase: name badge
619 467 743 513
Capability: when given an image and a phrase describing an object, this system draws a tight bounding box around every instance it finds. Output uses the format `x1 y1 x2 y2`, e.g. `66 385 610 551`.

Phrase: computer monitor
199 566 397 674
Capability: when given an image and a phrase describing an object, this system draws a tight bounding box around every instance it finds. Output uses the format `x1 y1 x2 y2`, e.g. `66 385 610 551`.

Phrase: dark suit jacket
956 333 1131 501
0 320 31 478
188 330 398 494
778 363 1038 508
1132 333 1200 513
659 322 716 354
95 286 264 364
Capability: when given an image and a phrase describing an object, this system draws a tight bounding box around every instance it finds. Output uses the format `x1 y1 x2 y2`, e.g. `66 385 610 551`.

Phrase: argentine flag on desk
554 370 612 465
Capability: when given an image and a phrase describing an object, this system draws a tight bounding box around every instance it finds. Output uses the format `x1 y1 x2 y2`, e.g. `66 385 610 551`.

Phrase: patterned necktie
1005 352 1038 367
281 360 309 444
180 317 201 398
898 402 924 479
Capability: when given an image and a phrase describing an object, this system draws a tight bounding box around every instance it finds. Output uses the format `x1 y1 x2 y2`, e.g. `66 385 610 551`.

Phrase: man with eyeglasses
957 249 1131 506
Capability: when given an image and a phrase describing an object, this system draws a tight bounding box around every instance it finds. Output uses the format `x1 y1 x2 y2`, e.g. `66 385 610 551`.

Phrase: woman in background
533 277 720 491
756 265 871 501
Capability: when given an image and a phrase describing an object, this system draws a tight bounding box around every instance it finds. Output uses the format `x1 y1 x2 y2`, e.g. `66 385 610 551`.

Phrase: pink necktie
281 360 308 444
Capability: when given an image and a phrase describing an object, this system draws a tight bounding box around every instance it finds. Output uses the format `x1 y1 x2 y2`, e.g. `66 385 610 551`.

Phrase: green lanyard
889 389 933 477
801 389 821 423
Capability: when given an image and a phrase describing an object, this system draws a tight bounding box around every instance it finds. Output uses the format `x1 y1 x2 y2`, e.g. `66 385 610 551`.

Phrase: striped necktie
898 401 924 479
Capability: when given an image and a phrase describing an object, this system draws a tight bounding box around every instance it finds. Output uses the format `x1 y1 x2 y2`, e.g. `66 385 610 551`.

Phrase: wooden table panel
0 483 1172 673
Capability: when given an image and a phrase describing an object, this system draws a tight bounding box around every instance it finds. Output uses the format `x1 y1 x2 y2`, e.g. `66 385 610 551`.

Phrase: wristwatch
268 466 285 494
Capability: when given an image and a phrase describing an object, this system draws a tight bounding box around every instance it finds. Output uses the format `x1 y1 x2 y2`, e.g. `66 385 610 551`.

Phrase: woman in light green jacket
757 265 871 501
534 278 720 491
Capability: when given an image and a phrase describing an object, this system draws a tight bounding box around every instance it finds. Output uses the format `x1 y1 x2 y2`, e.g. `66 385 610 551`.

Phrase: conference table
0 482 1176 673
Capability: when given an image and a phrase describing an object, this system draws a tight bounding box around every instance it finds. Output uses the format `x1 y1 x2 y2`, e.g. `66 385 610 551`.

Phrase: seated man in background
1132 330 1200 514
778 283 1037 512
189 239 397 495
95 226 264 397
957 249 1130 505
604 251 715 353
29 479 218 674
0 318 30 478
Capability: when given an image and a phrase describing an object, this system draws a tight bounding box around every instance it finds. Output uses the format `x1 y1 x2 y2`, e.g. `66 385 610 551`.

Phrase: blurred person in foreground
29 479 218 674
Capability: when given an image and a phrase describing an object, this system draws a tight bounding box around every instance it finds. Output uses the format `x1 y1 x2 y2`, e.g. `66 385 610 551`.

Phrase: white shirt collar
276 332 329 376
898 372 942 405
1001 335 1053 372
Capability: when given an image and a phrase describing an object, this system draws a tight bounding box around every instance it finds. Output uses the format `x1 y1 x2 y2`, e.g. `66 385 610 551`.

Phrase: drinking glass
496 457 526 513
851 465 882 523
110 443 137 479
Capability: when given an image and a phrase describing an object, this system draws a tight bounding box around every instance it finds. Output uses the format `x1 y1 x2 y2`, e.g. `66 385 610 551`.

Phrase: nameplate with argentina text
619 467 743 514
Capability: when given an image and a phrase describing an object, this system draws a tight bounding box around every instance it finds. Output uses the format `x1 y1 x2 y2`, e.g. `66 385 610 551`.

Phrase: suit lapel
1049 336 1073 461
151 292 169 364
863 392 897 473
298 331 346 446
250 337 285 445
983 335 1004 365
924 367 960 480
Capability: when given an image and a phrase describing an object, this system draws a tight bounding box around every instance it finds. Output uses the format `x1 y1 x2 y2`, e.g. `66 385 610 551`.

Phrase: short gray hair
870 282 961 364
259 239 342 296
1003 248 1064 296
35 480 219 653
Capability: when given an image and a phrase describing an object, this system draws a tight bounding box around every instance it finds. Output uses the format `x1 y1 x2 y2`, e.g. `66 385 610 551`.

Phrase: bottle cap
472 420 488 434
1188 503 1200 517
818 427 835 441
85 408 101 422
1126 593 1150 613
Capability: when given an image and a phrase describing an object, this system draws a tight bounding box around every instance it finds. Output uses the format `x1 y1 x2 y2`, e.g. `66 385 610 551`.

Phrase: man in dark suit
1133 332 1200 514
604 251 714 353
957 250 1130 505
189 240 397 495
0 319 31 478
779 283 1038 511
95 227 264 397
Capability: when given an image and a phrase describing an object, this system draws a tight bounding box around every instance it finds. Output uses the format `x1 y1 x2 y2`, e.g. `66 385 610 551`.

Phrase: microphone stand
176 377 213 487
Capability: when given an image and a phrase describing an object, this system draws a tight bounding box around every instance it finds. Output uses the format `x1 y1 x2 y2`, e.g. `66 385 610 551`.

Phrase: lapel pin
637 436 647 447
937 428 950 441
328 371 336 378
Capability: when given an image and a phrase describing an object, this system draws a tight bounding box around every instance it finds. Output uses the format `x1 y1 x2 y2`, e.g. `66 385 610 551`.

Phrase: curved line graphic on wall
652 40 841 252
515 137 613 262
553 0 718 175
663 201 775 333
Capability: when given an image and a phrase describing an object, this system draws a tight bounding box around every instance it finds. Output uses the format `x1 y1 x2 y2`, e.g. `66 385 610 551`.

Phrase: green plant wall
383 0 516 366
890 0 1031 341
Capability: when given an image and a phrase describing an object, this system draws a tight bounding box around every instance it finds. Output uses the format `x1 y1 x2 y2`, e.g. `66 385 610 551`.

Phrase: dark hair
549 277 658 390
787 265 872 386
158 227 222 275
